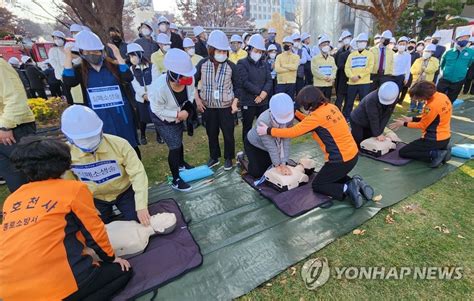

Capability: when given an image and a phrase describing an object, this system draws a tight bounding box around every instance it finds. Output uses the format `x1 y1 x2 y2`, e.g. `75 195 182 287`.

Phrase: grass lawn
0 96 472 299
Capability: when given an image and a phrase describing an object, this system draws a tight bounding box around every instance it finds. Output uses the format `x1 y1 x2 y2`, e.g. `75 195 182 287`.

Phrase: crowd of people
0 16 473 300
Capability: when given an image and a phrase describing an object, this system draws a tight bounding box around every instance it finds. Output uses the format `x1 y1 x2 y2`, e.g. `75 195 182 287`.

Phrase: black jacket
24 64 46 90
433 44 446 60
410 51 420 64
134 37 159 61
15 68 30 89
334 46 351 93
106 41 128 60
265 41 282 54
237 56 273 107
44 67 61 85
350 90 395 137
170 32 183 50
195 38 208 58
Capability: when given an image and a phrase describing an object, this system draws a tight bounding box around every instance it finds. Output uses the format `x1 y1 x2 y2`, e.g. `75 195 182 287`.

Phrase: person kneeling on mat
0 137 131 301
257 86 374 208
148 48 196 192
242 93 294 178
390 81 452 168
350 81 399 146
61 105 151 226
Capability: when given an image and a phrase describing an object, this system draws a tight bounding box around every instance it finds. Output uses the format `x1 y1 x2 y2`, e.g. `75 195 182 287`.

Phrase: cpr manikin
360 132 402 157
264 158 317 191
88 212 177 259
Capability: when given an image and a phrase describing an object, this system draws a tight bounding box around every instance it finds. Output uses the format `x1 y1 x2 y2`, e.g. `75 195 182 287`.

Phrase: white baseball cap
183 37 194 48
61 105 104 140
269 93 295 124
193 26 205 37
75 30 104 51
378 81 399 105
126 43 144 55
208 30 231 51
164 48 196 77
156 33 171 45
248 34 266 51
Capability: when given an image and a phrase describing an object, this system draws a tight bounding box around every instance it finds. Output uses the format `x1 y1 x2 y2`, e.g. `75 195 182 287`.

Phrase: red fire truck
0 38 55 63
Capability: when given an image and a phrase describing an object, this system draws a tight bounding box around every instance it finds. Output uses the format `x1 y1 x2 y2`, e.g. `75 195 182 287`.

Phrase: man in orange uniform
390 81 452 168
257 86 374 208
0 137 131 301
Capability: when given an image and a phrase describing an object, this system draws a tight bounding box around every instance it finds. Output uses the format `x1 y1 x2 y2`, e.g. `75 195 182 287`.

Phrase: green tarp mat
139 101 474 301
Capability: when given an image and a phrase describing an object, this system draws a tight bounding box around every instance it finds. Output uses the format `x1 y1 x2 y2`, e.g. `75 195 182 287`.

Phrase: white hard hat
301 32 311 42
424 35 432 41
269 93 295 124
230 34 243 43
52 30 66 39
156 33 171 45
170 23 178 30
378 81 399 105
82 26 91 32
141 20 154 30
126 43 144 55
282 36 293 44
164 48 196 77
21 55 31 64
65 41 79 52
248 34 266 51
8 57 20 65
75 30 104 51
268 28 277 34
455 29 471 40
425 44 437 52
381 30 393 39
318 34 330 45
183 37 194 48
193 26 205 37
61 105 103 140
339 30 352 41
349 39 357 50
374 33 381 39
291 32 301 41
356 33 368 41
409 38 417 43
398 36 409 43
432 30 441 39
242 32 250 41
70 24 82 33
267 44 277 51
390 37 396 44
157 16 170 25
208 30 230 51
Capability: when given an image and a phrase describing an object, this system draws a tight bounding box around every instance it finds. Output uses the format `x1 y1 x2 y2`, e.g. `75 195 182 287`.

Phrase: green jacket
440 47 474 83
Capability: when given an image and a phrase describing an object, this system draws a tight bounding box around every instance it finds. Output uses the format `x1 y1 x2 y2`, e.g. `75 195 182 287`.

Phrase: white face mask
250 51 262 62
293 42 301 49
141 28 152 36
130 55 140 65
422 52 432 59
269 52 277 59
186 48 195 56
357 42 367 50
72 57 82 65
159 24 168 33
321 45 331 53
74 134 102 153
397 45 406 52
214 53 228 63
54 39 65 47
343 38 351 45
161 45 170 52
416 45 424 52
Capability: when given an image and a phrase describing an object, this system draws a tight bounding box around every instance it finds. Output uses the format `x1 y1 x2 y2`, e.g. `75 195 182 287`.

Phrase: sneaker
0 177 5 185
140 136 148 145
353 175 374 200
157 136 165 144
346 179 364 209
224 159 233 171
236 151 245 166
179 162 194 171
207 158 220 168
429 150 448 168
171 178 192 192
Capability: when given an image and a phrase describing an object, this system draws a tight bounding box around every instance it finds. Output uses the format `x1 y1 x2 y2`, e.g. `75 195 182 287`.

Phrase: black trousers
437 78 464 103
64 262 132 301
203 107 235 160
62 82 74 105
94 186 138 223
295 77 305 97
241 104 268 144
312 155 358 200
275 83 296 101
350 122 373 146
244 137 273 178
316 86 332 100
49 82 62 97
399 138 450 163
370 74 393 91
463 65 474 94
0 122 36 192
399 74 413 103
30 88 47 99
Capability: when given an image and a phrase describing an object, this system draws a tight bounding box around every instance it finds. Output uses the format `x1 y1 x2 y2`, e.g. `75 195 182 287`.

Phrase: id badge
213 90 220 100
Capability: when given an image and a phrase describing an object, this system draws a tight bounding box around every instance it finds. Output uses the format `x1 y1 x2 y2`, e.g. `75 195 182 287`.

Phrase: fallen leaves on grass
385 214 395 224
383 167 392 171
389 208 399 215
457 234 466 239
372 194 383 202
265 283 272 287
352 229 366 235
434 224 450 234
290 267 297 276
403 204 420 212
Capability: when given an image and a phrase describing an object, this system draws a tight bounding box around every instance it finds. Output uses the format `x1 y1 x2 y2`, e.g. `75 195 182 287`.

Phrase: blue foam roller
453 99 464 109
179 165 214 183
451 144 474 159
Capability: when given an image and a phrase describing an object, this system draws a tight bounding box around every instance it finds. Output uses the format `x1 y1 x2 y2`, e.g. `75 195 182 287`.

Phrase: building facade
247 0 298 28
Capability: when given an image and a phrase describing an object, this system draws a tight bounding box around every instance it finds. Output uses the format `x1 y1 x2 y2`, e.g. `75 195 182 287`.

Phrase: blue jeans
94 186 138 223
345 84 371 119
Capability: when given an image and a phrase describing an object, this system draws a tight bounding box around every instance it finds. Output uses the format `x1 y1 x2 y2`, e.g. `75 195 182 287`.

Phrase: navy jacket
237 56 273 107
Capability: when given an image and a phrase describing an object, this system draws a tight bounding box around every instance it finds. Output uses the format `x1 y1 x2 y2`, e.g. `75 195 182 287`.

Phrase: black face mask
432 39 439 45
111 36 122 44
408 46 415 51
383 39 390 46
82 53 104 66
283 44 291 51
